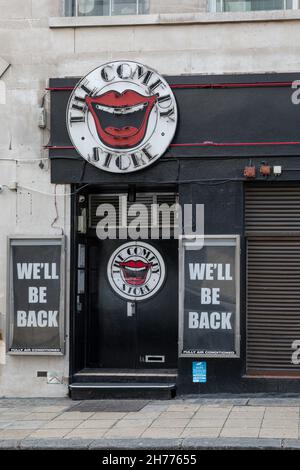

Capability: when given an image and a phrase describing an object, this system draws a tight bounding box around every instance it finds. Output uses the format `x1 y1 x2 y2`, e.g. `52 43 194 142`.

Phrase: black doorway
72 191 179 374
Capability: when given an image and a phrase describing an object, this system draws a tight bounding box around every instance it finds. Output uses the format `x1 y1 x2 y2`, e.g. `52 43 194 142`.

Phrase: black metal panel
84 238 178 369
49 72 300 184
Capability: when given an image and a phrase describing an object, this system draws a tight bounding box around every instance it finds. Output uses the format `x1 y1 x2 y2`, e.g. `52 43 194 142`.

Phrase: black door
87 238 178 369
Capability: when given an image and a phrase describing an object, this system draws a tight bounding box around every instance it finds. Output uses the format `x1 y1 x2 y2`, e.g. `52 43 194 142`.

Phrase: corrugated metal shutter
246 186 300 374
245 187 300 234
89 193 178 230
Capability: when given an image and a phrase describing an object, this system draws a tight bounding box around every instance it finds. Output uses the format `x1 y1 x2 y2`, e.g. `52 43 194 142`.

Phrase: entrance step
73 368 178 384
69 382 176 400
70 369 178 399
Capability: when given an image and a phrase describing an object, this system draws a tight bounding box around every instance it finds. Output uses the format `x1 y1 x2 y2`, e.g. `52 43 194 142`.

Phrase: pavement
1 396 300 449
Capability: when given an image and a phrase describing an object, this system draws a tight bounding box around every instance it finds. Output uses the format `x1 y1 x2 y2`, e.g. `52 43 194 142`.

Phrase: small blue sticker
193 361 207 383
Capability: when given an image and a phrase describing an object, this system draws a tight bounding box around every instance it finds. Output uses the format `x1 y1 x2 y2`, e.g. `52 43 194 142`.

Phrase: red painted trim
45 145 75 149
46 81 294 92
46 87 75 91
170 82 293 89
46 141 300 150
170 141 300 147
170 142 300 147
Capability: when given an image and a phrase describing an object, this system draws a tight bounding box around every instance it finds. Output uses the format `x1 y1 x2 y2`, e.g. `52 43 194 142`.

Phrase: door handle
127 302 136 317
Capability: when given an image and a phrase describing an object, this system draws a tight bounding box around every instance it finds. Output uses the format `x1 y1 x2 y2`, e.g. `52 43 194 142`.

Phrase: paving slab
142 428 184 438
87 412 127 420
261 421 299 428
259 428 299 439
6 421 47 430
0 397 300 449
220 428 260 438
0 399 71 408
150 418 189 428
180 428 221 438
186 419 227 428
0 412 31 420
0 430 32 439
231 406 265 413
113 418 154 428
54 411 95 420
104 427 147 439
125 412 162 419
77 419 118 429
159 411 195 419
33 406 70 413
41 420 84 429
225 418 262 429
65 429 107 439
0 421 12 429
166 404 200 412
18 412 59 421
29 429 70 439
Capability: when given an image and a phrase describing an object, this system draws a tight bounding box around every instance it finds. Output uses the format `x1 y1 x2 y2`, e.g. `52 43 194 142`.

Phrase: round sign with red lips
66 61 177 173
107 242 166 301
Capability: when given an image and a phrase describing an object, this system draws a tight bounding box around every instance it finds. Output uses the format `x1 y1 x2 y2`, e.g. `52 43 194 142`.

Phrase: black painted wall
177 177 300 394
49 72 300 393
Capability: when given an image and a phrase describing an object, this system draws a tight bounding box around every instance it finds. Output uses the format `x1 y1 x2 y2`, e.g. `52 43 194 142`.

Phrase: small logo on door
107 242 166 301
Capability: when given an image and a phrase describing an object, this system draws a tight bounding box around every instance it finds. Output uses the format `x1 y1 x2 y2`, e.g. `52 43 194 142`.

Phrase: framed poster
179 235 240 358
7 237 65 355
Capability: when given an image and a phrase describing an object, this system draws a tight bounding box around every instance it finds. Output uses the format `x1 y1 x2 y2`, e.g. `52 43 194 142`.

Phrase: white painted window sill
49 10 300 28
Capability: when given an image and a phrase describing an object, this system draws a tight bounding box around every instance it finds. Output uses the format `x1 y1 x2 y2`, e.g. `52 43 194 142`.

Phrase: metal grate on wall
89 193 178 232
245 186 300 374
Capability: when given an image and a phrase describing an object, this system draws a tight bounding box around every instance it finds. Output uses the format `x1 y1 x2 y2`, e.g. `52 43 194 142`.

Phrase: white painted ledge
49 10 300 28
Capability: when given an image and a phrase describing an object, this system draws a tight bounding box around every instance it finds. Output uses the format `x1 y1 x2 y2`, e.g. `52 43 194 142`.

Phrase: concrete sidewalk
0 396 300 449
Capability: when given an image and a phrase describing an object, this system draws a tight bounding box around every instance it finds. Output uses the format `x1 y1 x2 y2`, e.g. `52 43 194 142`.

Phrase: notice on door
179 236 240 358
8 238 65 354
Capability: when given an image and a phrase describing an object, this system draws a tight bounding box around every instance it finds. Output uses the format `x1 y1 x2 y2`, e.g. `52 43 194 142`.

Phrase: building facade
1 0 300 398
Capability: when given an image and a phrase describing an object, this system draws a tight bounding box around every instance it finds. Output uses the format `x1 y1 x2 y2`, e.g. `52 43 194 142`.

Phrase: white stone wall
0 0 300 396
149 0 208 14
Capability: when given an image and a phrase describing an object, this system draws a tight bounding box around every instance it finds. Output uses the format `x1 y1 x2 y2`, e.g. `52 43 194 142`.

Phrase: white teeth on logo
95 102 148 115
124 266 146 272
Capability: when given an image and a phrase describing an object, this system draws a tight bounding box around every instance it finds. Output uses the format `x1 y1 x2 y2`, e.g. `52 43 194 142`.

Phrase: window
209 0 298 12
65 0 149 16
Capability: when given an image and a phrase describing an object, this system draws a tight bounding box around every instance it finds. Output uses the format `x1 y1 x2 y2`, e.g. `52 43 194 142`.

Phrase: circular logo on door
107 242 166 301
66 60 177 174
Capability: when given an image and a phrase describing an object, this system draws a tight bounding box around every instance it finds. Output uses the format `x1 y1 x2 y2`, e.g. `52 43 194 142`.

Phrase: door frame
70 186 180 376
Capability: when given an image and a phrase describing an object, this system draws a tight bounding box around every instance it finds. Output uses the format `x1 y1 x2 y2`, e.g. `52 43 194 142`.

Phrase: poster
8 238 65 354
179 236 240 358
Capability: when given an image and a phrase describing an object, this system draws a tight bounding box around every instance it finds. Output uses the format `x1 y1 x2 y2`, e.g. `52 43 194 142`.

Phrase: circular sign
107 242 166 301
66 60 177 174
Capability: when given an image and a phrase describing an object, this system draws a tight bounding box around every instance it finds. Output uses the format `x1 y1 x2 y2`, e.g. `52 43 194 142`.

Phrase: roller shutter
245 186 300 375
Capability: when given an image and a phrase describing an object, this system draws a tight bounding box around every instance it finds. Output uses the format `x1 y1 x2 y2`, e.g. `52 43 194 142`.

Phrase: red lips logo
119 260 152 286
86 90 157 149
